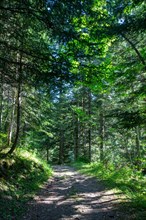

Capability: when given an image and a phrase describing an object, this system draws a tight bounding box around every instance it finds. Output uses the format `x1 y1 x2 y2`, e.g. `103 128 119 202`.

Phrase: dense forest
0 0 146 219
1 0 145 166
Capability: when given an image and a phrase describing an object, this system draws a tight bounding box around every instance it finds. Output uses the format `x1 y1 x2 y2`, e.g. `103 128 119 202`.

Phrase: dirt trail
22 165 128 220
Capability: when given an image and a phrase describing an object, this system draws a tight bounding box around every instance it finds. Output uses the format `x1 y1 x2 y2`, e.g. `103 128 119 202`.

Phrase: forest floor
22 165 142 220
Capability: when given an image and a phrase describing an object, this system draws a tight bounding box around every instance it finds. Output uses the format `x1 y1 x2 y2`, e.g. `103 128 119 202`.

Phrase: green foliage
0 1 146 219
0 148 52 220
73 162 146 209
0 133 7 150
74 156 91 164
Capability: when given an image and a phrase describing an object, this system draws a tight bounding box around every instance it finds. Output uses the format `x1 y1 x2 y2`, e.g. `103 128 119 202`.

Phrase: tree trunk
0 77 4 131
7 89 16 146
46 146 49 162
6 81 21 155
124 132 133 164
99 103 105 162
82 94 86 158
4 52 22 157
88 89 92 162
59 129 64 164
74 114 79 161
135 126 141 169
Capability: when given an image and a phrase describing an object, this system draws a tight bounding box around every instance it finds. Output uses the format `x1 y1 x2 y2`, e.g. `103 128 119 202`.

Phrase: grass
0 149 52 220
72 162 146 210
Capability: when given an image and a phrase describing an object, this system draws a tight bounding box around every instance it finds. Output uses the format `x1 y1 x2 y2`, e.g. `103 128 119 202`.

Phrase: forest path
22 165 127 220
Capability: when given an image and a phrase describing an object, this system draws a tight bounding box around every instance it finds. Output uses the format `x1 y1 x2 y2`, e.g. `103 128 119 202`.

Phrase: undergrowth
0 149 52 220
73 162 146 210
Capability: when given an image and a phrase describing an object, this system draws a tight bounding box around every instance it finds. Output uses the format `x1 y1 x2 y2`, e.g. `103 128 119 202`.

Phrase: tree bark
135 126 141 169
4 52 22 157
58 86 64 164
74 114 79 161
7 89 16 146
0 75 4 131
6 81 21 155
88 89 92 163
82 94 86 158
46 146 49 162
99 101 105 162
59 129 64 164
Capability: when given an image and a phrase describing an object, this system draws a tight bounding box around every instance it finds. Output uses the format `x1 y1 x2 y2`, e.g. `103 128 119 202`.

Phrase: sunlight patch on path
22 165 127 220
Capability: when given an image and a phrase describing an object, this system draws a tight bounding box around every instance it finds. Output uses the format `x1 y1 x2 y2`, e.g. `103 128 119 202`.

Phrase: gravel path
22 165 128 220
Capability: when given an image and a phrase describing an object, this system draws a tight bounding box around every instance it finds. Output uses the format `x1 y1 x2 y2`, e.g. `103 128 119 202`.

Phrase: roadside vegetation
0 0 146 219
73 162 146 212
0 148 52 220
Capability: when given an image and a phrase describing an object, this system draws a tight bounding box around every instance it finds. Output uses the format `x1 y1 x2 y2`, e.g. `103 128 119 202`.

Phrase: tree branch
121 33 146 69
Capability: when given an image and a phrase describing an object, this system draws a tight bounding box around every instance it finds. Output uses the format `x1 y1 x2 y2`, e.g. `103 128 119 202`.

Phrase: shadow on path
22 165 134 220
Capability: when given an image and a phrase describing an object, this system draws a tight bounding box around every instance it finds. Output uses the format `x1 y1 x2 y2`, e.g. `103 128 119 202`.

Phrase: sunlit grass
0 148 52 220
73 162 146 209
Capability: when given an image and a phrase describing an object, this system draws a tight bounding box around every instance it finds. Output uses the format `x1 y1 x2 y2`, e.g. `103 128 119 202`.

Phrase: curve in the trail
23 165 128 220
